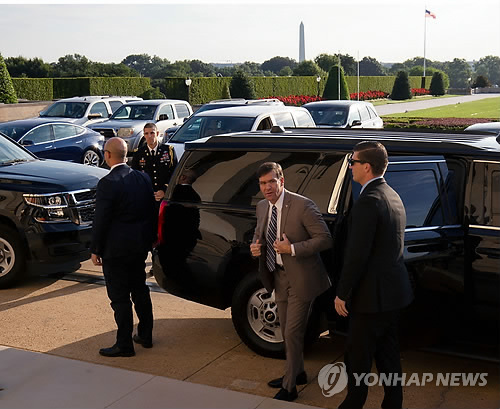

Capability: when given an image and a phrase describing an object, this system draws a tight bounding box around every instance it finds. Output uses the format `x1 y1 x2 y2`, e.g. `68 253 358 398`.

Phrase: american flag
425 9 436 19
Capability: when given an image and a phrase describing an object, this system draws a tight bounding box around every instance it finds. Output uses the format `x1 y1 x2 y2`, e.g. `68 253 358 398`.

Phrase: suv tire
0 225 26 288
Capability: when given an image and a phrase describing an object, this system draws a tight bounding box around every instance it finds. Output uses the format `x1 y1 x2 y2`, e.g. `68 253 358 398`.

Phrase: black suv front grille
67 189 97 225
78 205 96 223
92 128 116 139
73 190 97 203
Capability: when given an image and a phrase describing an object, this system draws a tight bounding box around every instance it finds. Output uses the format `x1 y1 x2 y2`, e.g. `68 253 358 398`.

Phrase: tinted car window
24 125 53 144
470 162 500 227
385 169 443 227
307 107 347 126
0 123 33 140
90 102 108 117
109 101 123 113
158 104 174 120
181 151 320 207
42 102 88 119
171 116 255 143
256 117 272 130
175 104 191 119
53 124 80 140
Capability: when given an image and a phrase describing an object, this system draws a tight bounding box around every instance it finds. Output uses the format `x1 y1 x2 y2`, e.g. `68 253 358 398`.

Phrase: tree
237 61 265 76
472 75 491 88
230 70 256 99
5 56 51 78
261 56 297 74
387 62 407 75
140 87 165 99
409 66 450 89
391 71 412 100
278 66 293 76
0 54 17 104
163 61 191 77
189 59 216 77
322 65 350 100
359 57 386 76
429 71 445 96
444 58 472 88
474 55 500 86
315 53 357 76
292 60 323 76
121 54 154 77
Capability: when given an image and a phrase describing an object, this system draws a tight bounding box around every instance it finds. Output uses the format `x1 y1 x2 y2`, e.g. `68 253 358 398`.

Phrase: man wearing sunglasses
335 141 413 409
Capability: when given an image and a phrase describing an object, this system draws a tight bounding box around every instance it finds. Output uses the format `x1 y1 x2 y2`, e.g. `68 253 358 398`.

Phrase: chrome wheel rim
83 150 100 166
247 288 283 343
0 238 15 277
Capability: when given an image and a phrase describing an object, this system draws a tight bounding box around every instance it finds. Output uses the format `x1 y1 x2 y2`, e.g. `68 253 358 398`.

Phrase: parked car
89 99 193 153
0 118 104 166
153 127 499 358
0 131 107 287
39 96 142 127
165 98 284 139
167 105 315 158
303 100 383 129
464 121 500 135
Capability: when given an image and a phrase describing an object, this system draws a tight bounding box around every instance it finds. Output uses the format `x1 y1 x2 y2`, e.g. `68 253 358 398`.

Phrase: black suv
0 132 107 287
153 128 499 358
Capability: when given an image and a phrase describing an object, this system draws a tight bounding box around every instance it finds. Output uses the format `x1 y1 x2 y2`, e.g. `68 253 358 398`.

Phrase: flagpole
423 6 427 78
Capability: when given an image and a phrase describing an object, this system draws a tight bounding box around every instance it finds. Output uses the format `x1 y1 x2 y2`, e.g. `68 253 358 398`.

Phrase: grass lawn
371 95 458 106
383 97 500 119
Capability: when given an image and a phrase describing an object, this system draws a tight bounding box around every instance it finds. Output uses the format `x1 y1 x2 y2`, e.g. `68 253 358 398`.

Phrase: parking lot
0 259 498 408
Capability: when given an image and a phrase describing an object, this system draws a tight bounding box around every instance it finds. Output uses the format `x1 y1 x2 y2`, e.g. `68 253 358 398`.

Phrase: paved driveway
376 93 500 116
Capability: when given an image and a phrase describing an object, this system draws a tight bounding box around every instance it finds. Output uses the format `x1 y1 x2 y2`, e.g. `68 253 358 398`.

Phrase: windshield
171 115 255 143
110 104 156 120
0 123 33 141
196 103 242 114
41 102 89 119
0 133 36 164
306 107 348 126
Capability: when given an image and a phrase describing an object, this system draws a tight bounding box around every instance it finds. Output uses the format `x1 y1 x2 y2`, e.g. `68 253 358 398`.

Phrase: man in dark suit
250 162 332 402
91 137 157 357
335 141 414 409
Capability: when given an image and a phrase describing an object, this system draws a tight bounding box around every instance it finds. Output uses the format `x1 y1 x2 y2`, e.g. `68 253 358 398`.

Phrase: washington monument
299 21 305 62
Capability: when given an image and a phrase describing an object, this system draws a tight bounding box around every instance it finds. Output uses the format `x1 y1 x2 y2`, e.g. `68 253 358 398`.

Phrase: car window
0 134 35 163
158 104 174 120
359 106 371 122
384 169 444 227
174 104 191 119
42 102 89 119
23 125 53 144
171 116 255 143
256 117 273 130
306 107 348 126
0 123 33 140
293 110 315 127
274 112 295 127
348 107 361 123
89 102 108 117
180 151 320 207
469 162 500 227
111 104 155 120
109 101 123 113
53 124 81 140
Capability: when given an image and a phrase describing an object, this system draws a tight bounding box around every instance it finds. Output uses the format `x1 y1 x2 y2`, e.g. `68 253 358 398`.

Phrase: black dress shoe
99 345 135 357
133 334 153 348
273 387 298 402
268 371 307 388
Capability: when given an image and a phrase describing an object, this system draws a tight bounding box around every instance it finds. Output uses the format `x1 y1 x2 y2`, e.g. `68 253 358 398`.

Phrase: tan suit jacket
253 190 332 301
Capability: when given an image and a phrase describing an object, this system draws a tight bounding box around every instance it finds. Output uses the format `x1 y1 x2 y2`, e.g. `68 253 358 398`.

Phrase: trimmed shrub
53 77 150 99
429 72 445 96
472 75 490 88
12 78 53 100
230 70 256 99
140 87 165 99
391 71 412 100
323 65 350 100
53 78 89 98
0 54 17 103
221 82 231 99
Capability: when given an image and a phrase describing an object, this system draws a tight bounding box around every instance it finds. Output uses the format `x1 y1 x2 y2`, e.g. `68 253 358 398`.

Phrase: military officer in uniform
131 123 177 205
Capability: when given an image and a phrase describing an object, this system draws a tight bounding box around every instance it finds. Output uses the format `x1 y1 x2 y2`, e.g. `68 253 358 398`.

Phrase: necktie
266 205 278 272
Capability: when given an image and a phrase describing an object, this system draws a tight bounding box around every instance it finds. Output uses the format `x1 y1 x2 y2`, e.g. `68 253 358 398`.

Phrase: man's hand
91 253 102 266
334 296 349 317
274 233 292 255
154 189 165 201
250 239 262 257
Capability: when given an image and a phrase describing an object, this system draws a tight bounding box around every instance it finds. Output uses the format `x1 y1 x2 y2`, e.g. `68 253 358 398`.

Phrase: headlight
117 128 135 138
23 193 71 223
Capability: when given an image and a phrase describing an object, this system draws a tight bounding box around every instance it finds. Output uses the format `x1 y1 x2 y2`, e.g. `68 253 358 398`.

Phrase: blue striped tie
266 205 278 272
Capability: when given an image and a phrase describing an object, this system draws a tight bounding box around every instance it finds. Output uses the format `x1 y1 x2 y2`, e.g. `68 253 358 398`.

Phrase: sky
0 0 499 66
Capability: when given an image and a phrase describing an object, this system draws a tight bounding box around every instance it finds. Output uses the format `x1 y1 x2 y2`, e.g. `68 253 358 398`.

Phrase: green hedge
53 77 150 99
53 78 89 98
12 78 53 100
164 76 432 104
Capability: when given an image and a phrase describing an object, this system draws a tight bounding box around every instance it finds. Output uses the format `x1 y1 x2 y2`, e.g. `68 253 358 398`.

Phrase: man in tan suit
250 162 332 402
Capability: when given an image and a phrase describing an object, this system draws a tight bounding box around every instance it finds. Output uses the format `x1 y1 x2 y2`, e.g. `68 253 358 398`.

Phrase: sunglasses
348 158 368 166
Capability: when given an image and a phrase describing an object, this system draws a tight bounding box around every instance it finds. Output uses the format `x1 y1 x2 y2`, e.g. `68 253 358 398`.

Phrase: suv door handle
407 242 449 253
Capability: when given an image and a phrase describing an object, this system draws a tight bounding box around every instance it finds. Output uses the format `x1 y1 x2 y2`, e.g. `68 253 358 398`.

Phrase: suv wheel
82 149 101 167
0 226 26 287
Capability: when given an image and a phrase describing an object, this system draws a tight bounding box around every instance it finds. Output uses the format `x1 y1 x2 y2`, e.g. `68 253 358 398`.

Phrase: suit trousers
102 253 154 349
339 309 403 409
275 267 313 392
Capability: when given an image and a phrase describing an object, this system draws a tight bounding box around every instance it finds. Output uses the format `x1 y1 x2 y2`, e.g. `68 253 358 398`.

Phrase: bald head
104 137 127 167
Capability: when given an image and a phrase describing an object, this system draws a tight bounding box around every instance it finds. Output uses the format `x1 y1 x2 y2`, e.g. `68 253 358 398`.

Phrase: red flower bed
411 88 430 96
262 95 324 106
350 90 388 101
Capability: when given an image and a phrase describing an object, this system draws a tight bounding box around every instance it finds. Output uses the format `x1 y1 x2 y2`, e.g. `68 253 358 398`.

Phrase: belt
275 264 284 270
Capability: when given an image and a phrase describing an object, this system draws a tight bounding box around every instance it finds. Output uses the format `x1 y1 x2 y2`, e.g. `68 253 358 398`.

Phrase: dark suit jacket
91 164 156 259
253 190 333 302
337 178 413 313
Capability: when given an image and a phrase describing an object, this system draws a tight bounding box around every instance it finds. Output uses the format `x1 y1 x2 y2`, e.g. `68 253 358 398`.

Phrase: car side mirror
158 114 169 121
183 117 189 123
88 113 103 119
350 120 362 127
22 140 34 146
